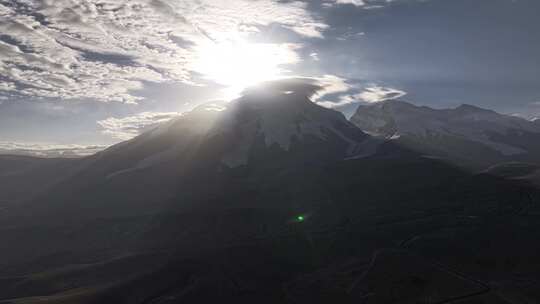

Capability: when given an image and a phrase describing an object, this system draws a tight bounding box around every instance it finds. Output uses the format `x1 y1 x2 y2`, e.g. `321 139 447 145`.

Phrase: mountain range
1 84 540 303
5 84 379 221
351 100 540 170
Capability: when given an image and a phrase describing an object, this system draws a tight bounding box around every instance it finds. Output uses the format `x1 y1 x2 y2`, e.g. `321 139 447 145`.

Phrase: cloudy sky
1 0 539 155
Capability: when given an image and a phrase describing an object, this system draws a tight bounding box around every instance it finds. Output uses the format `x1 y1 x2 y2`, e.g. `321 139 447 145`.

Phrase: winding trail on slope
398 233 492 304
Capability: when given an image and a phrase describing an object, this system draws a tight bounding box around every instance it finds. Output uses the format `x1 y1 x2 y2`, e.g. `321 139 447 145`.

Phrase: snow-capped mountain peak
350 100 540 168
101 83 376 175
233 89 362 149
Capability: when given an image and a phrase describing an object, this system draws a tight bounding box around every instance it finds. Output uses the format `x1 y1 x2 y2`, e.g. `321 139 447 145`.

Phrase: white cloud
0 142 106 158
356 85 407 103
0 81 16 92
334 0 367 6
310 75 357 108
0 1 327 103
97 111 181 140
316 84 407 108
324 0 422 9
311 75 353 100
336 29 365 41
317 96 357 109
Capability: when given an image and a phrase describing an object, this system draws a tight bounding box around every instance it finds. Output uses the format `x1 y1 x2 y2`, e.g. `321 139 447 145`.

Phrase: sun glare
193 40 298 97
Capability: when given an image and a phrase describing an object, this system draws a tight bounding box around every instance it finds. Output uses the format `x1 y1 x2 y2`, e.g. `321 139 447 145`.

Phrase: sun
193 40 298 96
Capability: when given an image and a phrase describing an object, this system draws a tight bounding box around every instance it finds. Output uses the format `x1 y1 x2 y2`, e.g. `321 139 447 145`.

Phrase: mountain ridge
350 99 540 169
7 84 380 221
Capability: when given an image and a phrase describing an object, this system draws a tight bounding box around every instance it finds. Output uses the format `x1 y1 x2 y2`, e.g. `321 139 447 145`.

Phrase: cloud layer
355 85 407 103
325 0 422 8
0 141 106 158
97 111 181 140
315 80 407 108
0 0 326 103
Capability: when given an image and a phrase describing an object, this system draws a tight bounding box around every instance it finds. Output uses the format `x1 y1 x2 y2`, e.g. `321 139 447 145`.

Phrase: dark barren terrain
1 89 540 303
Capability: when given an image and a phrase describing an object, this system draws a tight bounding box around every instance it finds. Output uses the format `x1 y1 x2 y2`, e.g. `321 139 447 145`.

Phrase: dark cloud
0 34 34 53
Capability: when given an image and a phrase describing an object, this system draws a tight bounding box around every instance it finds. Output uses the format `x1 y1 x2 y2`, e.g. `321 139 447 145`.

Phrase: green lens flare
297 215 304 222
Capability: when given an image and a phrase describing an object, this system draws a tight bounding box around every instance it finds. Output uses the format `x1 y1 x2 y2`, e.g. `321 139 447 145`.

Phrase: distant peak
455 104 490 112
356 99 415 111
358 100 496 115
376 99 414 106
383 99 411 104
